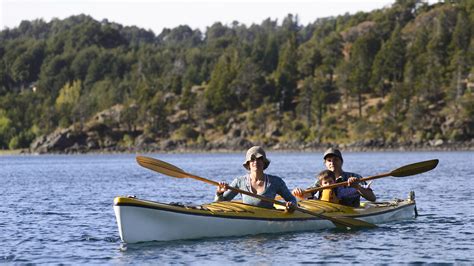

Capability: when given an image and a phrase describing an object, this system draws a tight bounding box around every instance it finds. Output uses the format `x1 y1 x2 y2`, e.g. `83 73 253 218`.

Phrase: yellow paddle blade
136 156 189 178
336 217 378 229
295 208 377 229
391 159 439 177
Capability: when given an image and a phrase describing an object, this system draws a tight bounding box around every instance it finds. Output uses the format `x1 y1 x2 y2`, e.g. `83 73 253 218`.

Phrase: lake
1 151 473 264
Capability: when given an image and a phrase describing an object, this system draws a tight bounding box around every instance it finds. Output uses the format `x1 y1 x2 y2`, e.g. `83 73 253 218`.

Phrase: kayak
114 192 416 243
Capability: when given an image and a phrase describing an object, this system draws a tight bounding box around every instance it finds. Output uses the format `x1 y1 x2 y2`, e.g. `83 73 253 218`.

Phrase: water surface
1 151 473 263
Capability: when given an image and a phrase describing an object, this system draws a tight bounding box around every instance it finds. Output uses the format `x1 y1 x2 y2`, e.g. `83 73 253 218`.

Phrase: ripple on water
1 255 15 261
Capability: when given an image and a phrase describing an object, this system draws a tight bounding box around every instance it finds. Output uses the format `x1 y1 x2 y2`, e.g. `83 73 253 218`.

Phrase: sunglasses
249 156 264 162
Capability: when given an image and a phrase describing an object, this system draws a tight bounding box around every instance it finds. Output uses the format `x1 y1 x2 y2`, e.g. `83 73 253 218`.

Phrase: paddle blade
295 207 377 229
391 159 439 177
336 217 378 229
136 156 189 178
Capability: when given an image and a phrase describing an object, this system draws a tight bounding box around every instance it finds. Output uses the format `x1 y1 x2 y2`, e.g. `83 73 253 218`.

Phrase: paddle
136 155 377 229
304 159 439 195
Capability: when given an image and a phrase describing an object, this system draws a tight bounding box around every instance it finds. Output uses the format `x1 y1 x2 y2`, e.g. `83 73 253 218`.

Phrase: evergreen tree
371 24 405 97
273 33 298 112
349 33 380 117
205 49 240 112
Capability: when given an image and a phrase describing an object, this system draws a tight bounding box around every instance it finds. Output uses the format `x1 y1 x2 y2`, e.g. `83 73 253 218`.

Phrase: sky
1 0 433 35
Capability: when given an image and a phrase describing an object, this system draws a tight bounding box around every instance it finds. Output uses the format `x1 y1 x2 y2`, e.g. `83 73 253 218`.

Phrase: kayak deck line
349 202 416 219
114 197 328 221
298 198 416 219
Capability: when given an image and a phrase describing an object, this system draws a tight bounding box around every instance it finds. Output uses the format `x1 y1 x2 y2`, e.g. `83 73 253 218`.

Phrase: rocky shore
25 128 474 155
5 137 473 155
17 104 472 155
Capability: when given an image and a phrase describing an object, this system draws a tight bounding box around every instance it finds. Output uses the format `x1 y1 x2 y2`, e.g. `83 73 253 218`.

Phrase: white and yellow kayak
113 192 416 243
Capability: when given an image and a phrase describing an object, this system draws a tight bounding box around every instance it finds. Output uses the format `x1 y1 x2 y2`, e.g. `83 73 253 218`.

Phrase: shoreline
1 143 473 156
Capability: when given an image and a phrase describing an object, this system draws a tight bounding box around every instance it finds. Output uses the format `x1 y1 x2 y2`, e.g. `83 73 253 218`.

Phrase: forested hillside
0 0 473 153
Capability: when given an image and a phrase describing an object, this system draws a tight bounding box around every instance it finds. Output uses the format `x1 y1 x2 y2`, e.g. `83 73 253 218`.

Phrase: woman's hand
292 188 305 199
216 182 228 195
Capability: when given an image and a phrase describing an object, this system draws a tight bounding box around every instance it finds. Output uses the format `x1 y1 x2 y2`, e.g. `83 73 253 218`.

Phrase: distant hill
0 0 473 153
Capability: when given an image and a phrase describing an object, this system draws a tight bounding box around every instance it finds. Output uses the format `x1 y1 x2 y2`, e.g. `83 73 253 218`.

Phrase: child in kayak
315 170 360 204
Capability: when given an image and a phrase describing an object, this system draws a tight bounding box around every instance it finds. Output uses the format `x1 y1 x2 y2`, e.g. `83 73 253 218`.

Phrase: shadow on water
117 224 378 249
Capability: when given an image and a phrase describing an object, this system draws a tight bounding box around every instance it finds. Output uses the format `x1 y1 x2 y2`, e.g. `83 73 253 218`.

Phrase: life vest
320 188 340 204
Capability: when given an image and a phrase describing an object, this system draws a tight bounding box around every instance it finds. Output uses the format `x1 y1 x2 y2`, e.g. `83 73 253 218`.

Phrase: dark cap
323 148 343 162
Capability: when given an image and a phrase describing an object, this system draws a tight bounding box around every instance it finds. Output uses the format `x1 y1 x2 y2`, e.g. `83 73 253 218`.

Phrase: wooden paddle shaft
304 172 391 194
186 172 288 206
304 159 438 194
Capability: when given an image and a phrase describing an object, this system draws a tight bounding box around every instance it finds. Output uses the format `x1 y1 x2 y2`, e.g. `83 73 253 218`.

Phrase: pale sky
1 0 435 35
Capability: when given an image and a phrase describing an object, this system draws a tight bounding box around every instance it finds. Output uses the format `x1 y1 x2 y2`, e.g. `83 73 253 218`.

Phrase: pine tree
371 24 405 98
273 33 298 112
205 49 240 112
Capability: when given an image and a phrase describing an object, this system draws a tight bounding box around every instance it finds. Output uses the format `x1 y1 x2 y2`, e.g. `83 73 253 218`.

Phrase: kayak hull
114 195 416 243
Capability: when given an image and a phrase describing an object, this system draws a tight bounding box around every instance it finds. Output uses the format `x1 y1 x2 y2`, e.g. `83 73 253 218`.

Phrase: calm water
1 151 473 264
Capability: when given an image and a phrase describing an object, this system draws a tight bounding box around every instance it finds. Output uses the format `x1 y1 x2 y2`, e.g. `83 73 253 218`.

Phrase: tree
205 49 240 112
158 25 202 48
258 34 279 74
371 24 405 97
55 80 81 127
144 91 169 137
446 11 471 101
297 40 322 77
297 69 330 129
0 109 13 148
222 58 266 110
273 34 298 112
71 46 99 81
349 33 380 117
38 54 71 97
11 41 45 89
320 32 343 78
423 12 451 101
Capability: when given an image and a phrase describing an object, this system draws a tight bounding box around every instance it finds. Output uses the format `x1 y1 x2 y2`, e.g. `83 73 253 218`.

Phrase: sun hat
243 146 270 170
323 147 343 162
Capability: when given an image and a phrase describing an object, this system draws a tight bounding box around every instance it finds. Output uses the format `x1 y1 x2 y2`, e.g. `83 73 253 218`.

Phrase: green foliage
205 49 240 112
349 32 381 116
172 124 199 142
55 80 82 127
371 24 405 97
349 119 379 141
0 109 13 148
8 135 20 150
0 2 473 150
273 34 298 111
38 54 71 96
119 134 134 148
246 104 277 134
232 59 266 110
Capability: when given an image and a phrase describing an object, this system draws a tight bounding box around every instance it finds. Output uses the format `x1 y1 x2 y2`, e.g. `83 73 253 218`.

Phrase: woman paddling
215 146 296 211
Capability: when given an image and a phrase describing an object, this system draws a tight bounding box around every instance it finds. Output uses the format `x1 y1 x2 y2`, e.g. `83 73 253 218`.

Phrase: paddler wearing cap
215 146 297 211
292 148 376 207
